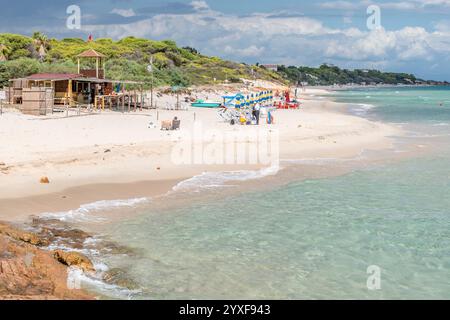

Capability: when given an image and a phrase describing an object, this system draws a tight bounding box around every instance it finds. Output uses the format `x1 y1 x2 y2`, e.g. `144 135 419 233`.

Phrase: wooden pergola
76 49 106 79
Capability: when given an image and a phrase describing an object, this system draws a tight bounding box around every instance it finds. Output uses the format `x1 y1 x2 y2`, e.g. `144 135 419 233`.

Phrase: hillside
1 33 445 89
276 64 449 86
0 33 285 88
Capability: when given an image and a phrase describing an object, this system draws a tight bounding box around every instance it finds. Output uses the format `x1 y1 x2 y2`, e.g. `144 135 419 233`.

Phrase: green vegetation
276 64 447 86
0 33 284 88
1 33 444 89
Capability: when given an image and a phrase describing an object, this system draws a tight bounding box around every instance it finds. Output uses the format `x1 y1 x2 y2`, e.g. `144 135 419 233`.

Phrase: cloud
2 0 450 79
190 0 210 11
77 3 450 68
224 45 265 58
320 1 362 10
319 0 450 11
110 8 136 18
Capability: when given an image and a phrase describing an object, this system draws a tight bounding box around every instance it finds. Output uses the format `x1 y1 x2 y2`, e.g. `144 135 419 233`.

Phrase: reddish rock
0 228 93 300
53 250 95 273
40 177 50 184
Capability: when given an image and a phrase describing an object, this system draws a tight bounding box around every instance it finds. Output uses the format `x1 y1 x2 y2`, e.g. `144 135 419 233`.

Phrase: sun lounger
172 119 181 130
161 119 181 130
161 120 172 130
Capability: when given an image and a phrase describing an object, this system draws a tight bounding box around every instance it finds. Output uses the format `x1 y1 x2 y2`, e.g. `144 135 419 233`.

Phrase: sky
1 0 450 80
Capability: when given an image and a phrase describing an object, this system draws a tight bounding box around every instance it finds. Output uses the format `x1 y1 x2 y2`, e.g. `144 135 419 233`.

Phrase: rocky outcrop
0 232 92 300
103 268 139 290
53 250 95 273
0 222 48 246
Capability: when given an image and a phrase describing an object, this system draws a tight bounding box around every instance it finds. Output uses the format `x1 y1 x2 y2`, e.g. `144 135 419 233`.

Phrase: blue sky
1 0 450 80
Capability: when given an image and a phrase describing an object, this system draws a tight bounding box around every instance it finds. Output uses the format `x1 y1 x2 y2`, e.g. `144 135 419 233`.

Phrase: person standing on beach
254 102 261 125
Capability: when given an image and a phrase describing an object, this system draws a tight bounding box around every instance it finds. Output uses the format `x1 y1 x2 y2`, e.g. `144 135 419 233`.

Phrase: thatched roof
76 49 106 58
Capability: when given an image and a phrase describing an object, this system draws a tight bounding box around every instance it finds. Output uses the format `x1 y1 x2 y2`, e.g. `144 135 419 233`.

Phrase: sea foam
41 197 149 222
172 165 280 192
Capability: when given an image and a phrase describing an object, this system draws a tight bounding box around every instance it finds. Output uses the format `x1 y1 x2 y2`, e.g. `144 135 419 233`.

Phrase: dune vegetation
0 32 284 88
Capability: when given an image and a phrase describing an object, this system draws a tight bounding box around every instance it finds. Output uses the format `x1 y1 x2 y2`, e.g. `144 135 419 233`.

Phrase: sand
0 87 400 221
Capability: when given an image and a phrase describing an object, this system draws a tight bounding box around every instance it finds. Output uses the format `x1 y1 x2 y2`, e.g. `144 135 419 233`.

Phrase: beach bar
8 73 116 115
6 49 146 116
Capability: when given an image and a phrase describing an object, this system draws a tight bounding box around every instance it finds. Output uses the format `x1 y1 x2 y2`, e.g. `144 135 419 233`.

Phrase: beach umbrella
235 95 241 108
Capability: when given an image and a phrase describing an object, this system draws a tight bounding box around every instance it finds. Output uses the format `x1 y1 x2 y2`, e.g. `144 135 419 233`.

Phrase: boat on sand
191 100 222 108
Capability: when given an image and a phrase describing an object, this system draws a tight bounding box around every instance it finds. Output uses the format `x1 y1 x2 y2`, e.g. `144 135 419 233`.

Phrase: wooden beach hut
6 49 146 115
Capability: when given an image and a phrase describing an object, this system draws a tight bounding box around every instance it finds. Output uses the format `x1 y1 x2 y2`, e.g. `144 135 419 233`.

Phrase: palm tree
0 44 9 61
32 32 50 61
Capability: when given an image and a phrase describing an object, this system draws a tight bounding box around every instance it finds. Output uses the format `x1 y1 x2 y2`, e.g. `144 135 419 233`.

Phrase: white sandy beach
0 87 400 220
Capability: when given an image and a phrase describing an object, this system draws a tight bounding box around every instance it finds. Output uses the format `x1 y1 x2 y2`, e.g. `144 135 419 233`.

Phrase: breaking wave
41 198 149 222
172 165 281 192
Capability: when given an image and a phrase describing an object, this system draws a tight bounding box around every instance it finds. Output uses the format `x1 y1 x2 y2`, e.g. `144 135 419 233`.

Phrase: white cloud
110 8 136 18
224 45 265 57
418 0 450 7
320 0 450 11
190 0 210 11
75 2 450 79
320 1 362 10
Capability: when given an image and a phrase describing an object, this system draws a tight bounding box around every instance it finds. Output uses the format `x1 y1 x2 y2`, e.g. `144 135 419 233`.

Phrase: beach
0 87 399 221
2 85 450 300
0 85 408 300
2 1 450 303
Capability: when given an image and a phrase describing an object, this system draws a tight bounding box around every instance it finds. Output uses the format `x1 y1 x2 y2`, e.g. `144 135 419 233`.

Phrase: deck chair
172 119 181 130
161 120 172 130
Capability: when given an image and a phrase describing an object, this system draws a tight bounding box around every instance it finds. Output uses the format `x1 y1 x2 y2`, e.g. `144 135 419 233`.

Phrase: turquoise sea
68 86 450 299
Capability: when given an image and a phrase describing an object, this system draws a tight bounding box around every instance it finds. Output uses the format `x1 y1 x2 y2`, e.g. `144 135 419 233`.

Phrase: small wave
357 103 375 109
45 242 102 257
281 154 364 165
350 103 376 116
41 198 149 222
172 165 280 192
67 266 141 300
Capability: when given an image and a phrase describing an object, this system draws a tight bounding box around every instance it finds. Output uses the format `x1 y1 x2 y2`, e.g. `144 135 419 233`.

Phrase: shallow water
65 86 450 299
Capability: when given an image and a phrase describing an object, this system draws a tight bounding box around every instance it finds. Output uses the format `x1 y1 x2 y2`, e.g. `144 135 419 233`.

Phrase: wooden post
0 99 3 116
140 87 143 112
96 57 99 79
134 90 137 112
151 70 154 108
121 84 125 113
68 79 73 107
128 94 131 112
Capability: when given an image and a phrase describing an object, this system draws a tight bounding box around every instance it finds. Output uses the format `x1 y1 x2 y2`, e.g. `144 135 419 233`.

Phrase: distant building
261 64 279 72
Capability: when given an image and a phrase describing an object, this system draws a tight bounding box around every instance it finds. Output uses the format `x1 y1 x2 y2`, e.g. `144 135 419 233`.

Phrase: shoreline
0 88 400 222
0 86 422 300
